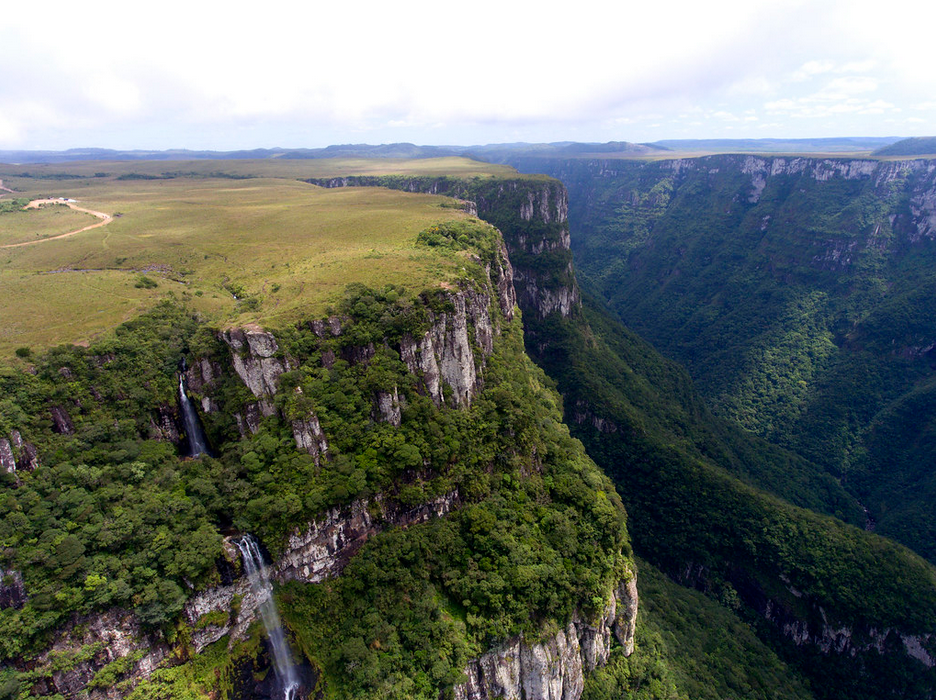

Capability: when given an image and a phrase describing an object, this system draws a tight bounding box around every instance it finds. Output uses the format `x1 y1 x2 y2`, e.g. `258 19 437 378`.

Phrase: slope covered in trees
501 154 936 566
319 170 936 700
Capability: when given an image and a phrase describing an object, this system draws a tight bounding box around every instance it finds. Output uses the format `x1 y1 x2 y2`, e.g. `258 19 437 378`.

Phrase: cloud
1 0 933 147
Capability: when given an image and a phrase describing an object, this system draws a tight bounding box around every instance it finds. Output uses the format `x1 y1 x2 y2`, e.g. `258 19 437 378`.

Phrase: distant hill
0 143 462 164
651 137 902 153
466 141 665 161
873 136 936 156
0 141 666 165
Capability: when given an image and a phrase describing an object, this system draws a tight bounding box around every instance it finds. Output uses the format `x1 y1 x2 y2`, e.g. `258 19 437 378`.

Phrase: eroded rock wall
454 575 638 700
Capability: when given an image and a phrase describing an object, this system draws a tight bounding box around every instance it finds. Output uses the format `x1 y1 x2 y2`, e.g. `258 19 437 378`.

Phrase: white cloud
791 60 836 81
0 0 933 147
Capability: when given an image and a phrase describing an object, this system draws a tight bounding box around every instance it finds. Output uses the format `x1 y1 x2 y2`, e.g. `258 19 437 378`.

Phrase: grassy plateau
0 158 513 357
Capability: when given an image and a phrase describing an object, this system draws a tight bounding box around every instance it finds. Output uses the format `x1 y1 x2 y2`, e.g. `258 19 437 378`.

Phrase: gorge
0 153 935 700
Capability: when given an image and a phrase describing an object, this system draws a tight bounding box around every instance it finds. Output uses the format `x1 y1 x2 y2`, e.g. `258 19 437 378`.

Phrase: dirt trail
0 199 114 249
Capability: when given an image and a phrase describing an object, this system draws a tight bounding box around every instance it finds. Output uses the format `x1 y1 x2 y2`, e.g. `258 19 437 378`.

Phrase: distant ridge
650 137 903 153
0 143 461 164
2 138 920 165
873 136 936 156
0 141 664 165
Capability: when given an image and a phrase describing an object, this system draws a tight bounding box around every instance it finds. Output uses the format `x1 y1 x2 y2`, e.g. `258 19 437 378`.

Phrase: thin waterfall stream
236 535 300 700
178 363 209 457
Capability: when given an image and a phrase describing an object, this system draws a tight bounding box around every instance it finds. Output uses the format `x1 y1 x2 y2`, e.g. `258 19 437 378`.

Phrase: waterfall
236 535 300 700
178 370 209 457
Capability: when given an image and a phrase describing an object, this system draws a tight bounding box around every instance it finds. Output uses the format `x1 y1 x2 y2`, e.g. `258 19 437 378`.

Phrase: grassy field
0 157 520 357
0 156 516 184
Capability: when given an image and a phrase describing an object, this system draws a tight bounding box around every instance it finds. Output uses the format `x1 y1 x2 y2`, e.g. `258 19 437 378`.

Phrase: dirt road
0 199 113 248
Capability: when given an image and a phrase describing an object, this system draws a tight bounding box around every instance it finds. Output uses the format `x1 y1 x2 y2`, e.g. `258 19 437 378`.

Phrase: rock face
719 566 936 669
374 387 402 426
184 358 222 413
276 491 459 584
454 575 638 700
483 182 580 320
0 438 15 473
148 405 181 444
7 429 40 471
0 566 27 609
291 412 329 464
399 288 499 407
182 540 263 654
222 326 295 424
50 406 74 434
27 609 168 700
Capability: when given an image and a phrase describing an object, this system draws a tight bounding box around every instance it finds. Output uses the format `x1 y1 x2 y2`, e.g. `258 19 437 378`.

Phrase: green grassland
0 156 516 183
0 158 516 357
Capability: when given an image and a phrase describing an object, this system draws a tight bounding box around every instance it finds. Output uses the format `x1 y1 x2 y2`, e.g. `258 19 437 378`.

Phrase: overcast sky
1 0 932 150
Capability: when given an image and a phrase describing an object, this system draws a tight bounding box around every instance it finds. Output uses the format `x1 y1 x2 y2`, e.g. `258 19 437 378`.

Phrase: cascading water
236 535 300 700
178 366 209 457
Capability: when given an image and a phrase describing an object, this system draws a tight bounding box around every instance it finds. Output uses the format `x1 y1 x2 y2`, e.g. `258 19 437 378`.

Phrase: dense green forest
500 154 936 565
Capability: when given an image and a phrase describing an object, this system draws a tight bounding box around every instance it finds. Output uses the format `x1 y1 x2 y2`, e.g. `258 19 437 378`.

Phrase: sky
1 0 933 150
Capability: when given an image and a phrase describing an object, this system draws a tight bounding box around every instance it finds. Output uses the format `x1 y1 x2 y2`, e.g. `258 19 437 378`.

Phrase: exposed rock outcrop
50 406 74 435
291 411 328 464
0 438 15 473
0 567 26 609
148 405 181 443
725 567 936 669
399 289 495 407
222 327 294 416
374 386 402 426
8 429 41 471
184 358 222 413
454 575 638 700
276 491 459 584
27 609 168 700
184 492 460 654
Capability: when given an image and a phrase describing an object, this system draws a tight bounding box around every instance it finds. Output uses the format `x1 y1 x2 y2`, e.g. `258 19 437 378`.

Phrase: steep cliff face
21 610 169 700
454 576 638 700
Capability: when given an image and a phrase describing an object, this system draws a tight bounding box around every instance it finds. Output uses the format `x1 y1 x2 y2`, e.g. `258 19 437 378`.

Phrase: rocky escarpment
398 286 506 407
275 491 459 584
0 566 27 609
454 576 638 700
506 154 936 262
0 429 40 474
23 610 169 700
729 569 936 667
221 325 296 434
